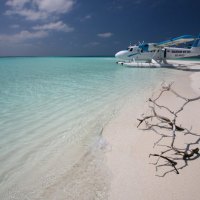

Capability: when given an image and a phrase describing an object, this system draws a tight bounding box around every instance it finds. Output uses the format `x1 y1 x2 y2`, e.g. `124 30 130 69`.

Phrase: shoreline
103 60 200 200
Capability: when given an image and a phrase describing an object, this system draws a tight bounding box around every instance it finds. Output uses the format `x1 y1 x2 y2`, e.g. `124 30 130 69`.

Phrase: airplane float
115 34 200 67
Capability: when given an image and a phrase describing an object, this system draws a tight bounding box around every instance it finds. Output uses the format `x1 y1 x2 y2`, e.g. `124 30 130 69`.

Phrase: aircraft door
164 49 167 58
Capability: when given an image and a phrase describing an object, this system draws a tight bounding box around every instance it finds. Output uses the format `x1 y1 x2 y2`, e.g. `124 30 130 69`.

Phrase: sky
0 0 200 56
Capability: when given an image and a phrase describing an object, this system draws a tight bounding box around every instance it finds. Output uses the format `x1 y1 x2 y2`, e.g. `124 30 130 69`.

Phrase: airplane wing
156 35 196 47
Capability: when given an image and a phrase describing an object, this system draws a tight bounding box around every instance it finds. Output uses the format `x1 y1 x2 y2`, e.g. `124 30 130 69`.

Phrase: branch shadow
148 128 200 177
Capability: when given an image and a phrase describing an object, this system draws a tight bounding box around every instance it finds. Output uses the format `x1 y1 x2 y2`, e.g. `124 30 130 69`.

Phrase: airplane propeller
138 41 144 45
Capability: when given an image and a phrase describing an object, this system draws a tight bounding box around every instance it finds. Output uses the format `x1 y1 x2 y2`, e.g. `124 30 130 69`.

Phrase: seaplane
115 34 200 68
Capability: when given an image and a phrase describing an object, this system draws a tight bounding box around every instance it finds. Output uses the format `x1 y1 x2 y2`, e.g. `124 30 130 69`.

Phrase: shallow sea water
0 57 176 199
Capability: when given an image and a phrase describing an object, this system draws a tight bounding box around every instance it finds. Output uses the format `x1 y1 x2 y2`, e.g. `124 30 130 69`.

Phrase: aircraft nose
115 50 128 59
115 51 122 58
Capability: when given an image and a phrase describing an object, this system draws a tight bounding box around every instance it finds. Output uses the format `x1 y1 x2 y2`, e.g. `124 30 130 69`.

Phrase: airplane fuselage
115 45 200 62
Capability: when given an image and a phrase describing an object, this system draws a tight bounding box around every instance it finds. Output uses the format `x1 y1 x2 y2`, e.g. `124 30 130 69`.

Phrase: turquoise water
0 57 175 199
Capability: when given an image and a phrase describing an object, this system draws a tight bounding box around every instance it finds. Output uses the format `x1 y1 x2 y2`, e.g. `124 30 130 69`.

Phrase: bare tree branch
138 83 200 176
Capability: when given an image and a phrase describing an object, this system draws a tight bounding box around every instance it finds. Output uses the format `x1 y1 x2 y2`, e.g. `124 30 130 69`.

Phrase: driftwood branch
149 154 179 174
138 83 200 177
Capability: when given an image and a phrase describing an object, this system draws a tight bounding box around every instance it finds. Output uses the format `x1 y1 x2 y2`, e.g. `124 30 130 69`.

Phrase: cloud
83 41 100 48
10 24 20 28
34 0 74 14
110 0 144 10
5 0 75 21
0 30 48 43
32 21 74 32
134 0 143 4
97 32 113 38
84 15 91 19
3 1 75 44
80 15 92 21
6 0 29 8
5 8 48 21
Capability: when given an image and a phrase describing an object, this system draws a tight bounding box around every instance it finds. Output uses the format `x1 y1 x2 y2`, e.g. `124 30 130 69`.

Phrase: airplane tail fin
191 34 200 56
192 34 200 48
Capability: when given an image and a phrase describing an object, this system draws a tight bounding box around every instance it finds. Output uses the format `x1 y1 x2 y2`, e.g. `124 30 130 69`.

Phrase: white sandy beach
103 60 200 200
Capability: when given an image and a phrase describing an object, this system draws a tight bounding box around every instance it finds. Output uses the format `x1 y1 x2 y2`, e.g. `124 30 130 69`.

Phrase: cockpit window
127 48 133 52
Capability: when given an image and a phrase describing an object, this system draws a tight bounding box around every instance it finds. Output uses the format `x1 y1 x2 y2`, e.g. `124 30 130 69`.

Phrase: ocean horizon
0 57 181 199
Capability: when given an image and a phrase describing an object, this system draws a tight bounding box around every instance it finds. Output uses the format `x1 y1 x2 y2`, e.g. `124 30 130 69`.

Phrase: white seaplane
115 34 200 68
